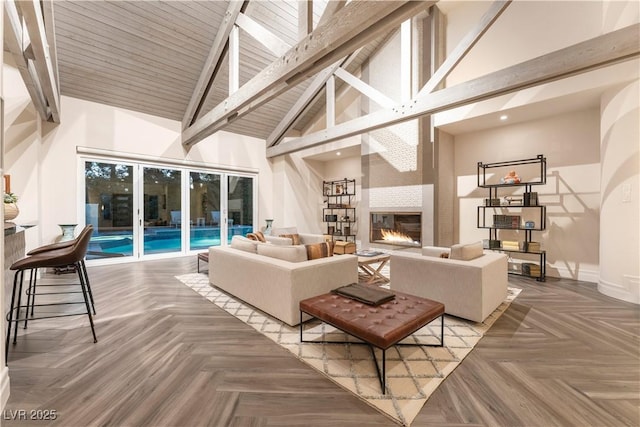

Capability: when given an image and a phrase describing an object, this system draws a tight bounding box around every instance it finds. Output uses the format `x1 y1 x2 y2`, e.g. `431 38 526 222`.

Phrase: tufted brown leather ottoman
299 290 444 394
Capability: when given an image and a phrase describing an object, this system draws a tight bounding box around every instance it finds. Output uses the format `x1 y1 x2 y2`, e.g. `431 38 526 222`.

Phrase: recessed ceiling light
336 151 341 156
500 114 508 121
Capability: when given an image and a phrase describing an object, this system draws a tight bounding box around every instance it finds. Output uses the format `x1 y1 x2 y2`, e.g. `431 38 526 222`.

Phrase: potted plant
4 192 19 221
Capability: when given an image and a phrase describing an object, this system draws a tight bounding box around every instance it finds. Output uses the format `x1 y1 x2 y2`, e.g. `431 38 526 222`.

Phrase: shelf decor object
477 154 547 281
4 190 19 222
4 202 19 222
322 178 356 243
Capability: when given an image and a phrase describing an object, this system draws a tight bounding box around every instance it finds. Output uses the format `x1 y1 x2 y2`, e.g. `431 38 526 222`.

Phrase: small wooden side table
357 253 390 285
197 252 209 273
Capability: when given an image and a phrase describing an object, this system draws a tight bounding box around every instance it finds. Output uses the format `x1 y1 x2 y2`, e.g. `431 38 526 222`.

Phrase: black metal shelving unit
477 155 547 281
322 178 356 243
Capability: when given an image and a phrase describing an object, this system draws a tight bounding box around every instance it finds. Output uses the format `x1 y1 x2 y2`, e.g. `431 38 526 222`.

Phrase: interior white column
598 79 640 304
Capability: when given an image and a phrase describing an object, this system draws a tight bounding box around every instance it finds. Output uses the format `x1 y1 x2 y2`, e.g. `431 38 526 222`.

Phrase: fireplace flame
381 229 414 243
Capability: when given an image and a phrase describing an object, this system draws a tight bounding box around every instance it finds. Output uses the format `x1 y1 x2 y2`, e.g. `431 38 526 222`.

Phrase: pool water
87 225 252 259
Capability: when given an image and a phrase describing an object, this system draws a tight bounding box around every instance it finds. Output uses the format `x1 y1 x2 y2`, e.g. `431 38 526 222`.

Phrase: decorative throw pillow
246 232 267 243
439 252 449 258
305 241 334 260
279 233 301 245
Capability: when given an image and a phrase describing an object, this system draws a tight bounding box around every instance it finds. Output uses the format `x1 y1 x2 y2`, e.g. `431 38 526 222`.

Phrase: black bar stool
24 226 96 316
5 225 98 364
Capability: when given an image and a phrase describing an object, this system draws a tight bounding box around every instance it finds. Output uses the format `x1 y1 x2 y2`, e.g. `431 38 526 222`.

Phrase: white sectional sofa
390 242 508 322
209 236 357 326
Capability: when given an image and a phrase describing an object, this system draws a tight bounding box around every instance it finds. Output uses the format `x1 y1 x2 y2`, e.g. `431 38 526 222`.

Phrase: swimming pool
87 225 253 259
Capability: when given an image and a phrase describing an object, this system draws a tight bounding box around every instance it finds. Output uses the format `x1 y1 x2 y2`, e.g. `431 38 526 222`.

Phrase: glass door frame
79 157 139 264
79 155 258 266
139 164 186 259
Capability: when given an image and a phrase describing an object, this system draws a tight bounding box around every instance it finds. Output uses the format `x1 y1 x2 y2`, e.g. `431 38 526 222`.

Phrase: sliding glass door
142 167 182 255
189 172 222 251
84 158 255 262
84 161 135 260
227 175 254 244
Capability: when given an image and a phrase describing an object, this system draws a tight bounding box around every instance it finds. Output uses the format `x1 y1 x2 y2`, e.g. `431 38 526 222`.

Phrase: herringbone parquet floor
3 257 639 426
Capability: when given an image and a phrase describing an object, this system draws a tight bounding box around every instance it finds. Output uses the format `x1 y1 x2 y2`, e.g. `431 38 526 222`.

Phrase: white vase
264 219 273 235
4 203 19 221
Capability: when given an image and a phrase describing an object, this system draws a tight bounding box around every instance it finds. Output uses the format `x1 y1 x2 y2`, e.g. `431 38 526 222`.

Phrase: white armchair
390 242 508 322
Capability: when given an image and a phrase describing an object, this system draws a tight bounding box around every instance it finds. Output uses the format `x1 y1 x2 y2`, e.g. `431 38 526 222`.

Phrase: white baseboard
0 365 9 411
547 265 599 284
598 276 640 305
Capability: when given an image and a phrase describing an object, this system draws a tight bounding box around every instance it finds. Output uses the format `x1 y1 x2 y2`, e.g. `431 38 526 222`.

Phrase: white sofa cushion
422 246 451 258
450 241 484 261
271 226 298 236
230 235 258 253
264 235 294 245
299 233 326 244
267 227 325 245
257 243 307 262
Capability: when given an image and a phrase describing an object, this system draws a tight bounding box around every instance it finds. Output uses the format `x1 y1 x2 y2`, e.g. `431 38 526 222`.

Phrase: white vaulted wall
453 109 602 282
444 0 624 86
599 80 640 303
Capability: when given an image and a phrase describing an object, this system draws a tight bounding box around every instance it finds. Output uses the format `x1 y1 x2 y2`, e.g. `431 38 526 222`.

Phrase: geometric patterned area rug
176 273 520 426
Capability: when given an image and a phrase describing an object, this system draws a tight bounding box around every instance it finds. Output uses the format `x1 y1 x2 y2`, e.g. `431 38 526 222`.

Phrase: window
83 158 256 262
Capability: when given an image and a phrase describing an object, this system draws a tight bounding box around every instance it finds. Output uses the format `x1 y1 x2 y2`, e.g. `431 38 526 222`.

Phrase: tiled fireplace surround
360 118 436 250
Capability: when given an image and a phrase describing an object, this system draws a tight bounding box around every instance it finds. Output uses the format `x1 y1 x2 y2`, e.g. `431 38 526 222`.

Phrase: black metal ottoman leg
382 349 386 394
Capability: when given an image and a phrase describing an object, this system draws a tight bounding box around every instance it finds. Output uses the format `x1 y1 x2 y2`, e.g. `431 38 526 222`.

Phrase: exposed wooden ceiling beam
229 25 240 94
266 23 640 158
417 0 511 97
317 0 346 28
18 0 60 123
236 12 291 57
18 0 61 123
182 0 434 148
334 67 396 108
326 74 335 128
265 1 367 148
298 0 313 40
3 0 50 121
266 49 363 147
41 0 59 95
181 0 249 130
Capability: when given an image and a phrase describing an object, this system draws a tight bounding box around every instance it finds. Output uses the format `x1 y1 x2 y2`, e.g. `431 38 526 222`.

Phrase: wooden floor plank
3 258 639 426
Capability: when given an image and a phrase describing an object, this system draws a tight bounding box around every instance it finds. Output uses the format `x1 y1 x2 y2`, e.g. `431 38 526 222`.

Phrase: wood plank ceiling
51 0 389 140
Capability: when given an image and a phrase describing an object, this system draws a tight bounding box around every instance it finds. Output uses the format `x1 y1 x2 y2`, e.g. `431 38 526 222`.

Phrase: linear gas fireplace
370 212 422 247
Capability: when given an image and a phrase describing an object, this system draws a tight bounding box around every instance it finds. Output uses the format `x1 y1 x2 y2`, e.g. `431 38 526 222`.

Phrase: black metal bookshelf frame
477 154 547 281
